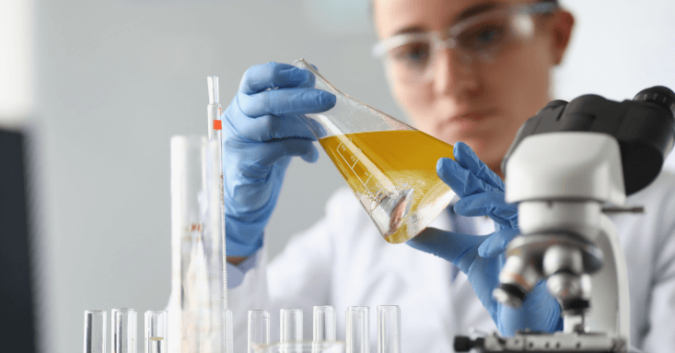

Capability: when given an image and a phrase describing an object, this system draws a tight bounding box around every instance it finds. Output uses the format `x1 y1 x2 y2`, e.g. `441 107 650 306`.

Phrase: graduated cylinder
167 136 230 353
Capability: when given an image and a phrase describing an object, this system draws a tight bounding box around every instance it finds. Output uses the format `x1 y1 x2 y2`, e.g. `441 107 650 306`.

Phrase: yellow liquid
319 130 455 243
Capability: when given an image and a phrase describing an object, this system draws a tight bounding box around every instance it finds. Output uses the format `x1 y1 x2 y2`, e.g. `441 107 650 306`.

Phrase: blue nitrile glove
407 142 562 336
222 62 336 257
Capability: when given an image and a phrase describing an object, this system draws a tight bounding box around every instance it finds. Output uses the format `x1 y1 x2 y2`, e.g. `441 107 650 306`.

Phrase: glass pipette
207 76 231 352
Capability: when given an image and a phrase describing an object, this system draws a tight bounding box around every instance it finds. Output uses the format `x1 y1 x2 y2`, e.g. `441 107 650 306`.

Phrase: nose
432 47 482 98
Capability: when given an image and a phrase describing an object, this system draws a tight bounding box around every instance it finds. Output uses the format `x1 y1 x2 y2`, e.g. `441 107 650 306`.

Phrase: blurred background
1 0 674 352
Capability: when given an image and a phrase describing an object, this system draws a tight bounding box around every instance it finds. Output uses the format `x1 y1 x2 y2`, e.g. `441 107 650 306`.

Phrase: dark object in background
0 128 37 353
502 86 675 196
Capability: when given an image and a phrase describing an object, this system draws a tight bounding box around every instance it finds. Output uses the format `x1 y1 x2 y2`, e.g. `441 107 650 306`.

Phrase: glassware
249 310 271 353
84 310 107 353
255 341 345 353
280 309 304 342
376 306 400 353
111 308 137 353
168 136 230 353
292 59 456 243
144 311 167 353
346 307 370 353
206 76 231 353
313 306 336 342
224 309 234 353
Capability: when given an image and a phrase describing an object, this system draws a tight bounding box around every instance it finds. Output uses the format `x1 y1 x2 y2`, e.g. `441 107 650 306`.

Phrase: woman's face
373 0 573 176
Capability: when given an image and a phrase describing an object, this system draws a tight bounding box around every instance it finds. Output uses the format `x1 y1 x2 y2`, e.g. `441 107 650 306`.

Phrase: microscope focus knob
634 86 675 118
453 336 484 352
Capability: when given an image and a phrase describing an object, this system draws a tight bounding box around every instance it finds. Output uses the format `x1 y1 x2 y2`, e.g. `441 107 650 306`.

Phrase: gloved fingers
299 143 319 163
453 192 517 225
238 87 336 118
407 227 484 273
498 282 563 336
520 283 564 332
436 158 501 198
237 139 319 168
477 228 521 258
223 153 291 212
225 112 317 142
453 142 505 191
240 62 316 94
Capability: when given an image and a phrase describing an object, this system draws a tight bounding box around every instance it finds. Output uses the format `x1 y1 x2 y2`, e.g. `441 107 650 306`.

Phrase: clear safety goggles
371 2 558 84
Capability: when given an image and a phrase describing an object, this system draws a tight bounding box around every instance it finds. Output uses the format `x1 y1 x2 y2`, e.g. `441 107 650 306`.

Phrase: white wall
34 0 675 352
0 0 34 126
555 0 675 171
35 1 398 352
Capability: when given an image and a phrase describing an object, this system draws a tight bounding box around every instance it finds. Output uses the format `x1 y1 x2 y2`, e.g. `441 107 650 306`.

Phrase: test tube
346 307 369 353
248 310 270 353
280 309 303 342
84 310 107 353
225 309 234 353
144 310 167 353
111 308 137 353
313 306 336 342
377 306 400 353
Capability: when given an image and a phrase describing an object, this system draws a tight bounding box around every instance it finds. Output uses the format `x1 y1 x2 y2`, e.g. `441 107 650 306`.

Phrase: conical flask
293 59 457 243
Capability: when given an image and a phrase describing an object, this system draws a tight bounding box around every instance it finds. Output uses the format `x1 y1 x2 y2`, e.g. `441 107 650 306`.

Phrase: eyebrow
454 2 502 23
392 25 426 36
392 1 503 36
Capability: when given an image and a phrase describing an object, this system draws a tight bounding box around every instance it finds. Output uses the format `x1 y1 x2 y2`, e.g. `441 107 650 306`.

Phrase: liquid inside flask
293 59 457 243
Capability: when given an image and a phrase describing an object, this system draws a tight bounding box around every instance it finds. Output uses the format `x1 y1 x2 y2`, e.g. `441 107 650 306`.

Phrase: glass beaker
292 59 456 243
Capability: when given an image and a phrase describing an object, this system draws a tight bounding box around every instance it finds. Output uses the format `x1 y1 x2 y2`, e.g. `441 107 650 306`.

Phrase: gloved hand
407 142 562 336
222 62 336 257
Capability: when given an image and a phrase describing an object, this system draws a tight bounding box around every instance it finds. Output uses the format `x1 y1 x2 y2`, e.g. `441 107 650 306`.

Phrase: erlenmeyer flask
292 59 456 243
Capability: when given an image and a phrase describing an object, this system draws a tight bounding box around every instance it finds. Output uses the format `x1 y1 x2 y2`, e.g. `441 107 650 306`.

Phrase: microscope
454 86 675 352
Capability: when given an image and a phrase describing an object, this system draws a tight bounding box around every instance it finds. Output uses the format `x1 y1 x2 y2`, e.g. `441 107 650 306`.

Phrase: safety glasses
372 2 558 84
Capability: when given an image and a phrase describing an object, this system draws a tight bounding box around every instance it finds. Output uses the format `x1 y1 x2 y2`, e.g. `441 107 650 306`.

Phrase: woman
220 0 675 352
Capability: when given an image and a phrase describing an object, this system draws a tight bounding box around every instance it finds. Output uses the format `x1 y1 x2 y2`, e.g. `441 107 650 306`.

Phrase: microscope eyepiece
633 86 675 118
543 99 568 110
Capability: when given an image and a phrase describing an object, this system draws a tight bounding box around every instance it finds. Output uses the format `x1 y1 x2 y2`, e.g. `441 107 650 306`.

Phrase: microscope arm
584 214 630 341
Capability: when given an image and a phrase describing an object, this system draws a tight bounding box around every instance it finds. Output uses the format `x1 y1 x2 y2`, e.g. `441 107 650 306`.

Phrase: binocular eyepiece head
633 86 675 118
502 85 675 196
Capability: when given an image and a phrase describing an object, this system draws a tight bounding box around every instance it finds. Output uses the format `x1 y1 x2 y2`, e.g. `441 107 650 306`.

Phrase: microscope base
454 331 627 353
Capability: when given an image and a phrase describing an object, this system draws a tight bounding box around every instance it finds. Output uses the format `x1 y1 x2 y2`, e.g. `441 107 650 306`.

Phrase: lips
450 109 495 122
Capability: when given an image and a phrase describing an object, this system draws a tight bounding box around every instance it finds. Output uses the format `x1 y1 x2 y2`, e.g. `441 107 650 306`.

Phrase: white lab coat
229 170 675 353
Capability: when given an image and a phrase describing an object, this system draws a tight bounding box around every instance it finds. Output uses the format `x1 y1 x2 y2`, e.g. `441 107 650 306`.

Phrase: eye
458 21 508 52
477 27 501 44
390 42 431 69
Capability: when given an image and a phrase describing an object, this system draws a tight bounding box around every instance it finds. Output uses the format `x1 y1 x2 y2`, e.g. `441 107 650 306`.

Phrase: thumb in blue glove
407 142 562 336
223 62 336 257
